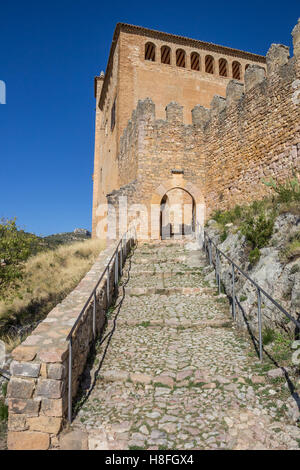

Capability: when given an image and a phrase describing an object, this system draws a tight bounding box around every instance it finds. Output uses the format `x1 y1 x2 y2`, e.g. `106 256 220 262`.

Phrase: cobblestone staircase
65 240 300 450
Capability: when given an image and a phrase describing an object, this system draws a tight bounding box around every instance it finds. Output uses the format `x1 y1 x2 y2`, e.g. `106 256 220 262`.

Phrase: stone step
125 271 205 289
125 286 215 296
98 368 242 389
93 324 249 380
128 270 203 275
107 318 232 329
111 294 228 325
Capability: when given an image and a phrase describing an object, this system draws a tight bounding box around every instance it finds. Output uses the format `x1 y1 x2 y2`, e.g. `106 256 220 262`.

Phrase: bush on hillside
0 218 37 298
263 173 300 203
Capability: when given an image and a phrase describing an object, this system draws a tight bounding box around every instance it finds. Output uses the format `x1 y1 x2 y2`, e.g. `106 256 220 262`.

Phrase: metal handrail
203 230 300 361
67 225 137 422
0 367 11 380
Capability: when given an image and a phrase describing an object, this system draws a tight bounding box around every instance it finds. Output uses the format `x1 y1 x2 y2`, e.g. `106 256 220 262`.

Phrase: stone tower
92 22 300 241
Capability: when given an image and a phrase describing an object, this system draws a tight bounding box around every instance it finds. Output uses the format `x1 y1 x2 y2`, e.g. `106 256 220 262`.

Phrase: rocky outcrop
205 213 300 333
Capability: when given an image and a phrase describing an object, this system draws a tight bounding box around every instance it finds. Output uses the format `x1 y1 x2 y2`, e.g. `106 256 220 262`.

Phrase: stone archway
151 177 205 240
160 188 196 239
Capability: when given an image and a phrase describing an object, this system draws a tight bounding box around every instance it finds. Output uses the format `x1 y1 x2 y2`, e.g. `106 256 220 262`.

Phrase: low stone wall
6 236 133 450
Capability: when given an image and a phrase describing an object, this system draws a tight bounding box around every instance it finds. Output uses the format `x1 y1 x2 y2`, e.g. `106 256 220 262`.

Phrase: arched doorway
160 188 195 239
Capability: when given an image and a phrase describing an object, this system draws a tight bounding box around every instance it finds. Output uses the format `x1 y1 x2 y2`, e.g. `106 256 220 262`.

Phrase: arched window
205 55 214 74
176 49 186 68
219 58 228 77
145 42 155 61
232 61 241 80
161 45 171 64
190 52 200 71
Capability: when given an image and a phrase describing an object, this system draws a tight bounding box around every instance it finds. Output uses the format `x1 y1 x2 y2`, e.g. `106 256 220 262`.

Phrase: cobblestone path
70 240 300 450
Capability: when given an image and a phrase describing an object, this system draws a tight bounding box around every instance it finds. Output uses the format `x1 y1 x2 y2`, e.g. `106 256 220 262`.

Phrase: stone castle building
92 22 300 240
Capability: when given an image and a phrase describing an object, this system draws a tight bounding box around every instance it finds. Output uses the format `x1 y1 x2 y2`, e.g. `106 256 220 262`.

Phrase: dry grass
283 239 300 261
278 200 300 217
0 239 105 349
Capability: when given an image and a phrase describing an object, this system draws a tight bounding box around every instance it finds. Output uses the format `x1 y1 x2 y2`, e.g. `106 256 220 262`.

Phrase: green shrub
220 229 228 242
0 218 38 298
241 213 275 250
1 382 7 397
263 173 300 203
211 205 244 227
0 399 8 421
262 327 276 346
249 247 261 264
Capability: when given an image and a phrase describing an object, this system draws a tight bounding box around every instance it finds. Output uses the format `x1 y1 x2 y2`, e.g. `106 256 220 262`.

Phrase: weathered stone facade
92 23 267 238
97 20 300 240
92 21 300 240
93 22 300 238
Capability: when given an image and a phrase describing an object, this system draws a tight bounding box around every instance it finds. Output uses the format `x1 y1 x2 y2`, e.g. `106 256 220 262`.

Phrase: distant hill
43 229 91 248
22 229 92 256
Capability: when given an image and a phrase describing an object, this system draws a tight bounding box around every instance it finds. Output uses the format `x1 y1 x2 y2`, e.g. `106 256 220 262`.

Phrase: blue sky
0 0 299 236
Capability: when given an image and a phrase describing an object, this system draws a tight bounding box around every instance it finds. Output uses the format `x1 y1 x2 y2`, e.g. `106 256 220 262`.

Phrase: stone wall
202 38 300 216
7 235 134 450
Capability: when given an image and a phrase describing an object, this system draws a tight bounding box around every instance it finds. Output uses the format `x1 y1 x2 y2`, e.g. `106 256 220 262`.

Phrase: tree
0 218 35 298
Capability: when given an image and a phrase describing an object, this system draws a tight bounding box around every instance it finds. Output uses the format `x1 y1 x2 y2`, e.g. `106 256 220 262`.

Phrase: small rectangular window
111 97 116 131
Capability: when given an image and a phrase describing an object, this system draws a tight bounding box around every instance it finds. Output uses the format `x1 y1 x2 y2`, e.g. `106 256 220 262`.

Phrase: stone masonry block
10 361 41 378
41 398 66 417
136 98 155 122
36 378 63 399
27 416 62 435
166 102 183 123
8 414 28 431
292 18 300 58
266 44 290 75
38 346 68 363
7 377 35 399
8 398 41 416
244 65 266 93
47 363 65 380
12 346 37 361
191 105 210 127
226 80 244 107
7 431 50 450
210 95 226 117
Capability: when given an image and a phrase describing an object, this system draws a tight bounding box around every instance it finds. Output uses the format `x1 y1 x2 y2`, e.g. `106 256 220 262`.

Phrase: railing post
208 240 212 266
68 338 72 423
218 252 221 295
257 288 263 361
120 240 123 276
215 249 221 294
93 291 96 340
215 248 218 283
115 251 118 286
106 265 110 307
232 263 236 321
